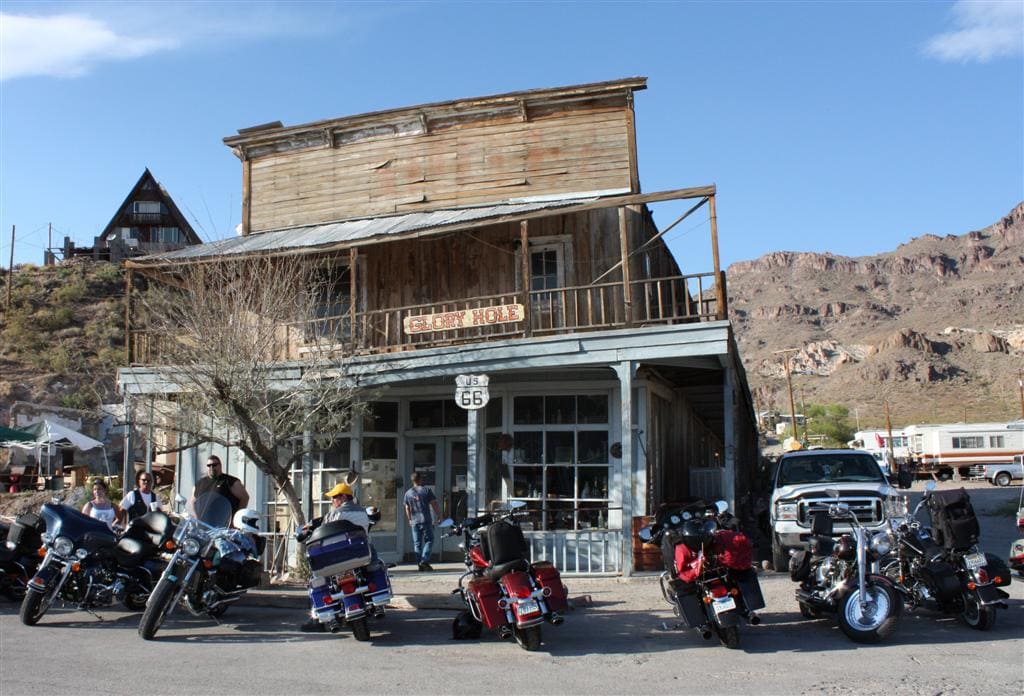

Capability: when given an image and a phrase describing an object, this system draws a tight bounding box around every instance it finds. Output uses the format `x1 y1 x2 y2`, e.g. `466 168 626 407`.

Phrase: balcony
128 271 724 365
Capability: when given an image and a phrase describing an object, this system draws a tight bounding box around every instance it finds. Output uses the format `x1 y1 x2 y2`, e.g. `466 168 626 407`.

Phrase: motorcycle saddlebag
920 561 961 604
669 578 706 628
789 549 811 582
983 553 1012 587
467 577 506 629
532 561 568 613
927 488 980 550
306 521 371 577
364 562 392 605
731 568 766 611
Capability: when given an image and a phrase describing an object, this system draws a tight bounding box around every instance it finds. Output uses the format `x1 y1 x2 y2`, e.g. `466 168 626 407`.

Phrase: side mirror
925 481 936 494
638 527 653 542
508 500 526 510
714 500 729 515
438 518 455 529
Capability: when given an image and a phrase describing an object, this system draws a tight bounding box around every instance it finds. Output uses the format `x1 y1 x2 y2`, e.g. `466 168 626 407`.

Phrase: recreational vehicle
904 421 1024 479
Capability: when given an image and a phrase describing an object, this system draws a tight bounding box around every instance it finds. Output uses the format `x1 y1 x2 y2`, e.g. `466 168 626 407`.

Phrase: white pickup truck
983 455 1024 487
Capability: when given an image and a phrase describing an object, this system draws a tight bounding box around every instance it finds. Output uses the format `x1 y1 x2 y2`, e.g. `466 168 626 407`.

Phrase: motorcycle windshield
39 502 115 541
192 493 233 529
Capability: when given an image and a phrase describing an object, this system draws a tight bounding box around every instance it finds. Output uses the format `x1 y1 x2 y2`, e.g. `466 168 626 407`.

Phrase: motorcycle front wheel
19 579 61 626
959 592 996 630
837 579 901 643
138 577 177 640
513 624 542 651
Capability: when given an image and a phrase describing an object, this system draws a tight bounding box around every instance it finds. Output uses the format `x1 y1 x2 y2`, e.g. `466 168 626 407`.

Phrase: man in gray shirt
404 472 441 571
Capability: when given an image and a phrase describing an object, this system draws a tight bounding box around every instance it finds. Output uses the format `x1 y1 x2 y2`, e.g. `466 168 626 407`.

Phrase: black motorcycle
882 483 1010 630
1 512 46 600
789 488 902 643
138 493 262 640
640 500 765 649
19 500 174 625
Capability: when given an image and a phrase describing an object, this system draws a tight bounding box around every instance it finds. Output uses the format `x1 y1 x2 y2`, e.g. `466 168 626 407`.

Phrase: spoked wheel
959 593 996 630
513 624 542 651
716 624 740 649
19 579 61 626
350 617 371 642
837 580 901 643
138 577 177 640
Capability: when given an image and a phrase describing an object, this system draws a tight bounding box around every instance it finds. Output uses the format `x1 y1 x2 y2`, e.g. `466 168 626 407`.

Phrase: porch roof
124 185 716 270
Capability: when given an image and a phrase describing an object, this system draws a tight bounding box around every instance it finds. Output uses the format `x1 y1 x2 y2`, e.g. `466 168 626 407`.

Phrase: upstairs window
132 201 165 214
309 264 351 342
153 227 181 243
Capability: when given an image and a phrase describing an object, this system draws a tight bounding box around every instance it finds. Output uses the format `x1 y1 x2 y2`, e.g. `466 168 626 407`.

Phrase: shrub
52 279 88 304
36 306 76 330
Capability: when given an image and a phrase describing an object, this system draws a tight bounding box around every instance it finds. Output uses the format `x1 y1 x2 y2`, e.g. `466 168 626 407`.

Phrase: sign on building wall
403 303 524 335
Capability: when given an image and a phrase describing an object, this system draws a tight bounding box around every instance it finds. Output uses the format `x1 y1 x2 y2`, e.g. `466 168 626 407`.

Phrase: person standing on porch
404 472 440 571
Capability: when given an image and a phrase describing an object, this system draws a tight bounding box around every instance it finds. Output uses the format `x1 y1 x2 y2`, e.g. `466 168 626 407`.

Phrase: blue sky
1 1 1021 272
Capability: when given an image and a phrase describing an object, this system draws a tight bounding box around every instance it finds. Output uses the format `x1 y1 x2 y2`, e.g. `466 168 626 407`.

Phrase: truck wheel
771 535 789 573
994 472 1011 487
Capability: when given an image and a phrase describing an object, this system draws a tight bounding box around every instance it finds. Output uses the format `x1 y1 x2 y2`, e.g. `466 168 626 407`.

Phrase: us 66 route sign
455 374 490 410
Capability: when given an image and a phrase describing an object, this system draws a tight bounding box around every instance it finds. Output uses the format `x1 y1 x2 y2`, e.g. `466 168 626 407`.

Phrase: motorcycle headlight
75 548 89 560
181 537 203 557
776 503 798 521
53 536 74 557
870 532 892 558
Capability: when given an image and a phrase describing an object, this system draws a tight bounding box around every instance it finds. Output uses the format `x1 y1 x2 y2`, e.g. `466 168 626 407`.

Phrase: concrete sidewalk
244 561 667 612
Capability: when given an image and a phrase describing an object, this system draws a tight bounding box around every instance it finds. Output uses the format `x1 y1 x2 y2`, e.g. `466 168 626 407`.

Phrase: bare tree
123 255 366 528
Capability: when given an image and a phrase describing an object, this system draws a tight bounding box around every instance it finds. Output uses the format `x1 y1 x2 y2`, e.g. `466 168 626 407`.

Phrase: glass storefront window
513 396 543 424
485 397 503 428
410 400 444 428
545 395 576 424
513 431 542 464
577 431 608 464
577 394 609 424
546 431 575 464
363 401 398 432
512 466 543 499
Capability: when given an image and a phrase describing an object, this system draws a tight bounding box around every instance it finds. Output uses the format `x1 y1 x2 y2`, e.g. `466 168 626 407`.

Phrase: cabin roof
125 184 715 269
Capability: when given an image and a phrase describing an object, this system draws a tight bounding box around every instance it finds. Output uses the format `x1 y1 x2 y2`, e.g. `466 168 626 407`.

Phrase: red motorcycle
441 501 568 651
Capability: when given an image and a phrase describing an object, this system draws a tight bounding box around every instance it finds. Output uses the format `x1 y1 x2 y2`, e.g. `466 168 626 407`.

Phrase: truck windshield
778 454 885 486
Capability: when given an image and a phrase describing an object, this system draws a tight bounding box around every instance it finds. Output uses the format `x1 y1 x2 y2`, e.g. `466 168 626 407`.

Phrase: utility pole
6 225 14 315
884 401 896 466
47 223 52 265
773 348 800 446
1018 370 1023 420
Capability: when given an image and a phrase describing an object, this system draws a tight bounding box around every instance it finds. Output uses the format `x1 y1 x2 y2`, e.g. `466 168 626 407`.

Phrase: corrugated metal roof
133 196 602 265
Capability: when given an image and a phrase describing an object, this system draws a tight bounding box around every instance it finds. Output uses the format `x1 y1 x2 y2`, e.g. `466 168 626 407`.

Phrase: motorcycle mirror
825 487 840 500
925 481 936 493
508 500 527 510
638 527 653 542
438 518 455 528
714 500 728 514
345 469 360 486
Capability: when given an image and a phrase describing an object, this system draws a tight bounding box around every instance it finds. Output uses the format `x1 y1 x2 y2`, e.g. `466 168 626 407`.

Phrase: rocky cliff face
727 202 1024 427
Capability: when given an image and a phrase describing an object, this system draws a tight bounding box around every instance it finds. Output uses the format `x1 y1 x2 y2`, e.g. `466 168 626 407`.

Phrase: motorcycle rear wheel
513 625 542 651
139 577 176 640
350 617 371 641
959 593 996 630
837 580 901 643
19 581 60 626
716 624 740 649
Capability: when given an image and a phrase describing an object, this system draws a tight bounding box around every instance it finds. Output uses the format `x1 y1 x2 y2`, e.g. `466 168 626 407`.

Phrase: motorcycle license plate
712 596 736 614
516 599 540 615
963 552 986 570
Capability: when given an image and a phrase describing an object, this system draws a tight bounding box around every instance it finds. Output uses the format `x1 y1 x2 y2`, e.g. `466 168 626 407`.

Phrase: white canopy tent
5 419 110 476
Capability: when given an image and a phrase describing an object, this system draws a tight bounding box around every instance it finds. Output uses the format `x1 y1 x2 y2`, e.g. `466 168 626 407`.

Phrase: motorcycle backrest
810 510 833 537
485 519 528 565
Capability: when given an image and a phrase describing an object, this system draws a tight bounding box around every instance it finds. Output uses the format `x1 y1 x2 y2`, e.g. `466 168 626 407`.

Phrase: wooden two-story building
118 78 757 574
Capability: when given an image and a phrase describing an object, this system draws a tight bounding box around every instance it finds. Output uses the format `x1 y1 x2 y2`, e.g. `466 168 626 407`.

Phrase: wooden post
519 220 532 338
709 194 726 320
6 225 14 315
124 269 133 364
349 247 358 348
241 157 252 235
884 401 896 469
618 207 632 325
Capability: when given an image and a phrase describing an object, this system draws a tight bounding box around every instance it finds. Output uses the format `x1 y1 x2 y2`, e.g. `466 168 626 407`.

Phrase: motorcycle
882 482 1010 630
1009 487 1024 578
19 499 174 625
1 512 46 600
442 501 568 651
788 487 902 643
138 493 263 640
296 506 392 641
639 499 765 649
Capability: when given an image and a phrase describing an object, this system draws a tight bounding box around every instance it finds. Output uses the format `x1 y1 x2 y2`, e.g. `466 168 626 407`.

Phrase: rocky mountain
727 202 1024 428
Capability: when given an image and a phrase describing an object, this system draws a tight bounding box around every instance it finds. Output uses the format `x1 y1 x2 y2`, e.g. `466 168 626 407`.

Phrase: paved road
1 481 1021 696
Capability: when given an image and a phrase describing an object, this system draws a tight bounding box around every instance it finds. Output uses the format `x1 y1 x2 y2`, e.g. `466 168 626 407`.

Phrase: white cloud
0 12 177 81
923 0 1024 63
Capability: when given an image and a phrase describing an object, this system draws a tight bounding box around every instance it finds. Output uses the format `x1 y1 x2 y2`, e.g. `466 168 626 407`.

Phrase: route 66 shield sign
455 374 489 410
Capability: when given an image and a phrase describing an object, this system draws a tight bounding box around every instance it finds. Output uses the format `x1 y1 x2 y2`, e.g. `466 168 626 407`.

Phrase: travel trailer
903 422 1024 479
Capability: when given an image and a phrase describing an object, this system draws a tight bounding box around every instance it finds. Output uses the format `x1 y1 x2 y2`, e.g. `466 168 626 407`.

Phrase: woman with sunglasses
82 479 122 530
121 469 163 522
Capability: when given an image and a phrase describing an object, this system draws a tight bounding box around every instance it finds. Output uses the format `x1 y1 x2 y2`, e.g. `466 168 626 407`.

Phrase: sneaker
299 618 325 632
419 562 434 572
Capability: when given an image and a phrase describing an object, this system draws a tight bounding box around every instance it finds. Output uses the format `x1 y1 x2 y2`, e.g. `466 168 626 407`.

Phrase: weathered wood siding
248 104 634 232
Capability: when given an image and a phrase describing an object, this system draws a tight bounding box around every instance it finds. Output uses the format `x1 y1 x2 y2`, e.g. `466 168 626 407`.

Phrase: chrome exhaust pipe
749 613 761 625
547 612 564 625
701 629 713 640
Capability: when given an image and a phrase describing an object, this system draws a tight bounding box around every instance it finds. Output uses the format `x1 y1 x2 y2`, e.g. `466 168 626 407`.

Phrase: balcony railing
129 272 723 364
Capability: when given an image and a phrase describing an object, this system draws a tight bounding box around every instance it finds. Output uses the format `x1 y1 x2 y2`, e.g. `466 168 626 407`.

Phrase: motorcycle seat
808 535 834 556
485 557 530 582
114 537 151 567
0 546 14 563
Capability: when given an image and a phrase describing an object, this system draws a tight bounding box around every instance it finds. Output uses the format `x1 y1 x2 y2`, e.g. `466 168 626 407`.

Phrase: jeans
411 522 434 563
